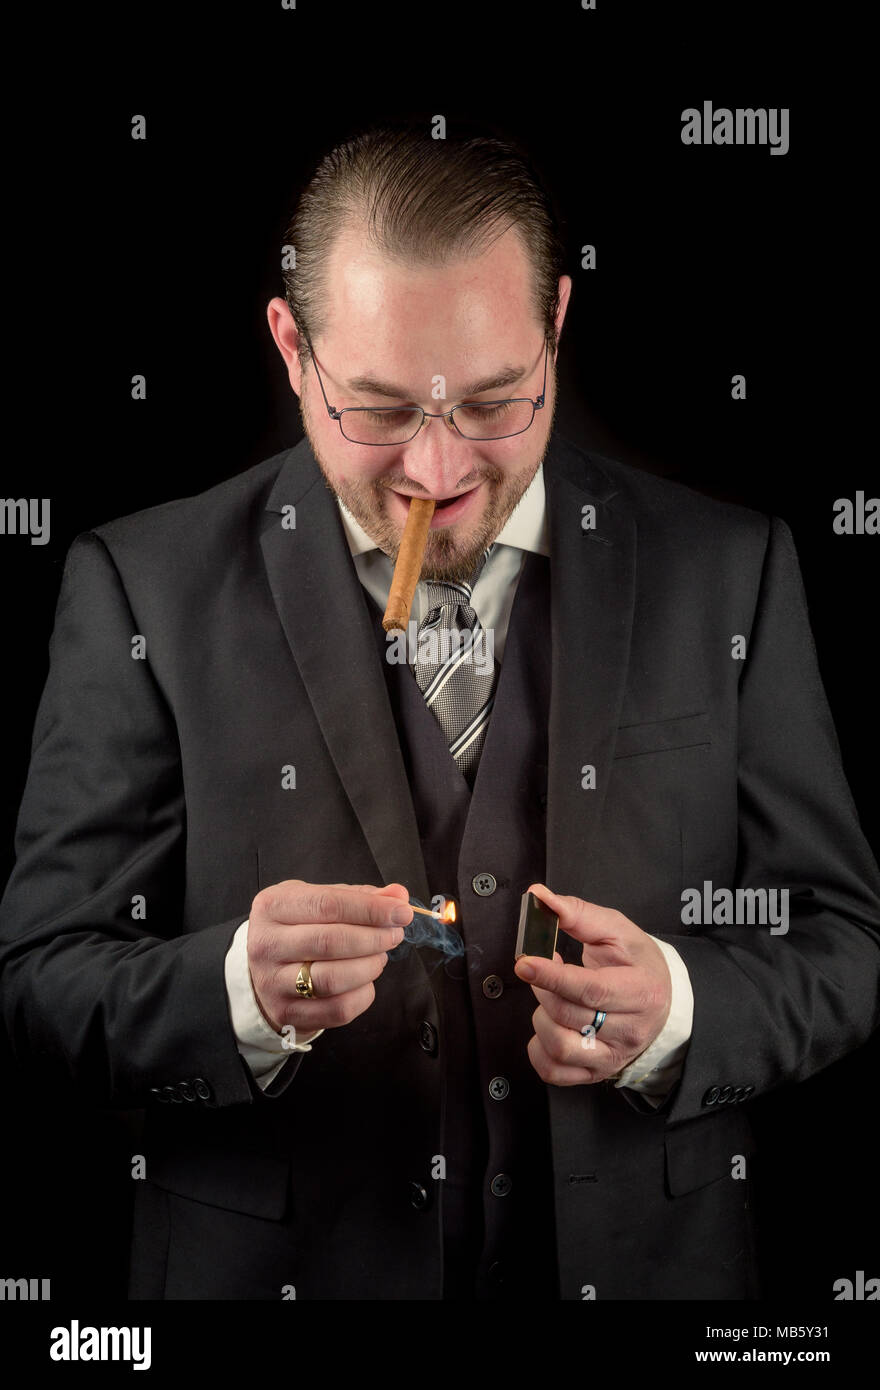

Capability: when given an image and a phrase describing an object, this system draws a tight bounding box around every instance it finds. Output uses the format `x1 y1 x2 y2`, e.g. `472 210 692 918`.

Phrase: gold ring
295 961 315 998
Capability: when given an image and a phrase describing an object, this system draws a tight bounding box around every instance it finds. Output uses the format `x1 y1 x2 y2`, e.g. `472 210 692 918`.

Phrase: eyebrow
344 363 528 401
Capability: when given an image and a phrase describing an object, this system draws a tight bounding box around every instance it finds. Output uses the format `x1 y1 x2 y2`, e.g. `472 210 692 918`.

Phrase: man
1 125 878 1301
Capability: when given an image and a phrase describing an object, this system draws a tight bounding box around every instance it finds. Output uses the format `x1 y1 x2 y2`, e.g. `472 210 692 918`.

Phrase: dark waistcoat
370 552 559 1299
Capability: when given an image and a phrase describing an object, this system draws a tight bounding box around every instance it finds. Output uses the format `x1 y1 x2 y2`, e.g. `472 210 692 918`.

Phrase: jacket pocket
147 1145 290 1219
614 711 710 761
664 1109 757 1197
144 1107 291 1219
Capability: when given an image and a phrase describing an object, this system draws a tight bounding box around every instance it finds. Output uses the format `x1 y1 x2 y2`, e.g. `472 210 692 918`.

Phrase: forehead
321 221 538 353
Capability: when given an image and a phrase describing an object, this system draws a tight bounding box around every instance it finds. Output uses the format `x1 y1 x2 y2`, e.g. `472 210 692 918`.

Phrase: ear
266 297 305 396
553 274 573 353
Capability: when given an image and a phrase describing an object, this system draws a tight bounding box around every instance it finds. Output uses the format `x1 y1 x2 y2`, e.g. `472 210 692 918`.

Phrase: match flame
442 900 457 924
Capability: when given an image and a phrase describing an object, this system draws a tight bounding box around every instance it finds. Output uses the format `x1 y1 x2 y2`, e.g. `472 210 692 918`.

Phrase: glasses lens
451 400 535 440
340 409 423 445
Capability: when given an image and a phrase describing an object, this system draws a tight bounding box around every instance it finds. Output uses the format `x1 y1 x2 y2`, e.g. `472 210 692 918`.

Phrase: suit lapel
259 439 431 904
543 439 637 964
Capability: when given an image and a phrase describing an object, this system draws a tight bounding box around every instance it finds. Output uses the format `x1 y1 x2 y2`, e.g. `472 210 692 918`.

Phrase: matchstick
382 497 436 632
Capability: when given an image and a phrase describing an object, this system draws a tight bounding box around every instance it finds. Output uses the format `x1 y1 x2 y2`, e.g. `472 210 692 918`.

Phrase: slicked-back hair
282 123 567 370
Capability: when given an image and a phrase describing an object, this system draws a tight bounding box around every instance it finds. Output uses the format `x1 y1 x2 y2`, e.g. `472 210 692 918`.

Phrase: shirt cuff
225 919 325 1085
612 936 694 1106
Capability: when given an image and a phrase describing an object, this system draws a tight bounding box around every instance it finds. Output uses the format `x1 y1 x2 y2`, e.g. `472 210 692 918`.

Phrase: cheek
351 450 401 485
314 422 394 486
344 456 412 501
469 443 518 482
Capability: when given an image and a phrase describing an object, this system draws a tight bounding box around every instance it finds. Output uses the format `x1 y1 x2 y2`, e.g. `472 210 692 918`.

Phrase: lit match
382 497 436 632
408 899 457 924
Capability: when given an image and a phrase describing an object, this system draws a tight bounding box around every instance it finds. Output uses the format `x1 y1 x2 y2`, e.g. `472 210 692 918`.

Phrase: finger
375 882 412 899
284 981 378 1032
514 956 654 1012
262 918 406 963
526 884 634 949
527 1032 603 1087
325 881 411 898
320 883 412 914
531 1002 616 1070
272 881 412 919
324 883 381 891
257 882 413 932
528 981 620 1035
279 952 389 999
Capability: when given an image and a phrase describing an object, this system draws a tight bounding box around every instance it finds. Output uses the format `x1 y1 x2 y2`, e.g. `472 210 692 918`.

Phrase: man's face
271 223 569 583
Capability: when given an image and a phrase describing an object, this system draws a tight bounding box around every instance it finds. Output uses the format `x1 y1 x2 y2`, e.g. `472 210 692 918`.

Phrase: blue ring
592 1010 607 1032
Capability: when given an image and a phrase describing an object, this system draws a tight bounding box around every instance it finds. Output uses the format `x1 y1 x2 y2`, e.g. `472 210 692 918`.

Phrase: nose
399 412 475 498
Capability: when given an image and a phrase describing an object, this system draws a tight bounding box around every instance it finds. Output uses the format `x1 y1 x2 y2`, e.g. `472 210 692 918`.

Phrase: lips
390 484 483 528
396 488 475 506
392 489 483 530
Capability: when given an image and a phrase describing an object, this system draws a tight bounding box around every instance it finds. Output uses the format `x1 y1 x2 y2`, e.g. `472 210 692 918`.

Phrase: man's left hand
514 884 672 1086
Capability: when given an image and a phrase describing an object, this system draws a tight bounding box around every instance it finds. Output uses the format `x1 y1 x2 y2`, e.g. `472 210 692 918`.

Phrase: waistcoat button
409 1182 430 1210
417 1021 438 1054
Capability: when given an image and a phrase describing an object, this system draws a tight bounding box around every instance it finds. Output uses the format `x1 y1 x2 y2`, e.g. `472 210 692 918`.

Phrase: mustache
378 468 505 497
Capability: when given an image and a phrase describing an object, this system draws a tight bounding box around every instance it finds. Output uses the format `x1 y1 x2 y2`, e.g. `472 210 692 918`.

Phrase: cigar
382 497 436 632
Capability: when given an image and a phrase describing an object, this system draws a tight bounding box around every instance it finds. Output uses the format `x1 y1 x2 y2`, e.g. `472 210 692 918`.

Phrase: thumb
527 883 621 946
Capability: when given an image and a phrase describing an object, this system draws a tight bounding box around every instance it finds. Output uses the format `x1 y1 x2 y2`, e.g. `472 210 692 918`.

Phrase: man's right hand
246 880 413 1038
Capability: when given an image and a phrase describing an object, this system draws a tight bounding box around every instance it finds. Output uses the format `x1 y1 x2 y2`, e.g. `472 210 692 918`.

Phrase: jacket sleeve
0 531 296 1110
654 515 880 1125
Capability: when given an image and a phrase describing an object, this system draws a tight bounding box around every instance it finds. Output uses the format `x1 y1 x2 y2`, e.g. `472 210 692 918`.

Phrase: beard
300 388 556 585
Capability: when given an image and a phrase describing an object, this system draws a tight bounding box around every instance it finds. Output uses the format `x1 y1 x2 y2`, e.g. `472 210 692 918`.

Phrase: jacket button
178 1082 197 1102
731 1085 748 1104
718 1085 733 1104
743 1085 755 1098
489 1076 509 1101
192 1078 213 1102
161 1085 180 1103
702 1086 720 1106
150 1087 169 1103
409 1182 430 1211
482 975 504 999
472 873 497 896
490 1173 513 1197
417 1021 438 1054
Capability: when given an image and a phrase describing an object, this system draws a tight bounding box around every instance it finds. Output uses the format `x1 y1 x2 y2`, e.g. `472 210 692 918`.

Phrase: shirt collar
336 462 549 558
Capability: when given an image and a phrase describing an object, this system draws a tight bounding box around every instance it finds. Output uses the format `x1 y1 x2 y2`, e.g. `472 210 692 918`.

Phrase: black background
1 1 876 1316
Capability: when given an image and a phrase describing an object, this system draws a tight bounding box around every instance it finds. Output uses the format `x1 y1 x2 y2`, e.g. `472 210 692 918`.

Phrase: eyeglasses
302 331 548 446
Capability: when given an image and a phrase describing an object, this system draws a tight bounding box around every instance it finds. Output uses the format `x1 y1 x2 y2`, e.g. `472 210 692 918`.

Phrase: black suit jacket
1 432 878 1298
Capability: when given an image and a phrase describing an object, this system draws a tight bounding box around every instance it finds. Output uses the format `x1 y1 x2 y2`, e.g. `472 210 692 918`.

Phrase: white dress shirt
226 463 694 1103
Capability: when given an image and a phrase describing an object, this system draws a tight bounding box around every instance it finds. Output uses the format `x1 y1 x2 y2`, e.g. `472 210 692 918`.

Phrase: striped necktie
411 545 498 786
